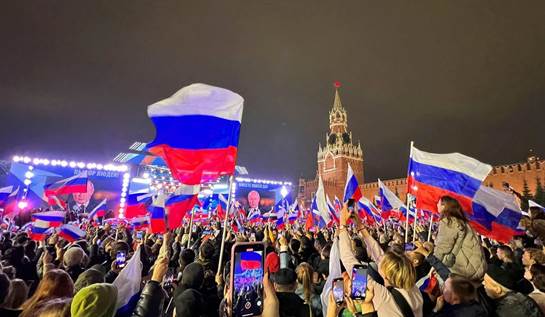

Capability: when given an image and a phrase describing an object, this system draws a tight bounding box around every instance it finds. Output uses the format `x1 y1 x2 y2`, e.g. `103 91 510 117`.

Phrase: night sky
1 1 545 183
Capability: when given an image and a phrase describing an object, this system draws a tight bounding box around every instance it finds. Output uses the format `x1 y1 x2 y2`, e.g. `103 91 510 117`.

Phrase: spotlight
25 171 34 179
18 201 28 209
23 179 31 186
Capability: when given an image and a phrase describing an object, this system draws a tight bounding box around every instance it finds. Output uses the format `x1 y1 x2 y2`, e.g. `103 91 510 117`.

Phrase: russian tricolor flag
149 206 166 233
125 191 154 219
343 164 362 202
0 186 14 205
288 202 299 224
276 204 286 229
32 211 65 227
2 186 20 215
130 216 150 230
247 209 262 224
44 171 88 196
59 224 86 242
30 220 52 241
378 179 407 219
407 145 492 214
217 194 229 220
326 196 339 225
470 185 524 243
166 185 200 229
238 251 262 272
147 83 244 185
358 197 382 224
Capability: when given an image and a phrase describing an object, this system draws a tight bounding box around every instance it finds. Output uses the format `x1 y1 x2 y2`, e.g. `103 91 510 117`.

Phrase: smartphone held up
230 242 265 317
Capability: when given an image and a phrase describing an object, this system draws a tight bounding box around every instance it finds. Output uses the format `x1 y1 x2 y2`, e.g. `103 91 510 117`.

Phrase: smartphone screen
404 242 416 251
136 231 143 240
116 251 126 268
351 264 368 300
332 278 344 304
232 243 265 317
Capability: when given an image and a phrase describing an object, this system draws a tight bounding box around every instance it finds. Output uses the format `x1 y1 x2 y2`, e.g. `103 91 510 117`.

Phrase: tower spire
333 81 342 110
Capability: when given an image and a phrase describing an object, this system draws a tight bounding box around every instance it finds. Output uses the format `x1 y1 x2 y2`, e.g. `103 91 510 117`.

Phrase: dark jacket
277 292 311 317
431 301 487 317
131 280 167 317
494 291 542 317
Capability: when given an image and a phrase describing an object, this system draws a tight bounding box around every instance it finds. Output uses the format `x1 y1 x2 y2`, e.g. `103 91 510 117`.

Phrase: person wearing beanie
70 283 117 317
73 268 105 293
63 246 86 282
483 263 542 317
174 262 206 317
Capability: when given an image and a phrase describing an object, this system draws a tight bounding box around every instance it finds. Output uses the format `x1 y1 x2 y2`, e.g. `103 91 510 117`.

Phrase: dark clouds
1 1 544 183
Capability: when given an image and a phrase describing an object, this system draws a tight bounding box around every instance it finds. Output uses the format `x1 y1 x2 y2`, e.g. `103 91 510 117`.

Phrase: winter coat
433 218 486 281
431 301 487 317
131 280 167 317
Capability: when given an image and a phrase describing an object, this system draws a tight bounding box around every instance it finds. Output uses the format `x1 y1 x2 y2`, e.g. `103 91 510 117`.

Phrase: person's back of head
497 245 515 263
179 248 196 271
34 297 72 317
295 263 313 303
447 275 477 304
289 239 301 254
379 251 416 290
273 268 298 293
199 241 214 261
4 278 29 309
74 268 105 293
20 269 74 316
439 196 468 223
174 288 204 317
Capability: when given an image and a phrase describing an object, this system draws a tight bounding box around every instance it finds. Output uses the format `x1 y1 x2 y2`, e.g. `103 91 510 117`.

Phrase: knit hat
487 263 518 290
265 252 280 273
71 283 117 317
74 268 105 293
63 246 85 268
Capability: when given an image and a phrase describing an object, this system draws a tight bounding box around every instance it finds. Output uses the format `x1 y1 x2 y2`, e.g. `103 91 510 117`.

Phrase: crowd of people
1 195 545 317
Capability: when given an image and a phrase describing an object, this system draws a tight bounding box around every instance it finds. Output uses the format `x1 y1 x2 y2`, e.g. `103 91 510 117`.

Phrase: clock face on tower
328 134 337 145
342 133 350 144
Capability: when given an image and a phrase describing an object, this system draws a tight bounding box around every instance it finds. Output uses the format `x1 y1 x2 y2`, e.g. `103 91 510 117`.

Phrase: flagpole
412 208 418 242
187 206 195 249
427 213 433 242
405 141 414 244
217 175 235 276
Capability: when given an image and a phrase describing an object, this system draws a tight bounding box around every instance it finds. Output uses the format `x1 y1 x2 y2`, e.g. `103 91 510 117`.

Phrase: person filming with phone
337 201 424 317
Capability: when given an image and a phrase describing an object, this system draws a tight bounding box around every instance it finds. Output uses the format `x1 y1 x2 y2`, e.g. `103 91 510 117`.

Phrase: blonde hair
296 262 313 304
379 251 416 290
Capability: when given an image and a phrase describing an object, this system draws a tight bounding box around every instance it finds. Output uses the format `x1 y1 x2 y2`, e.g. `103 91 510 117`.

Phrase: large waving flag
149 206 166 233
125 191 154 219
2 186 20 216
470 185 524 243
343 164 362 202
32 211 65 227
58 224 86 242
247 208 262 224
146 83 244 185
44 171 88 196
113 247 143 317
166 185 200 229
378 179 406 219
407 145 492 214
130 216 150 230
314 176 331 226
0 186 15 205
